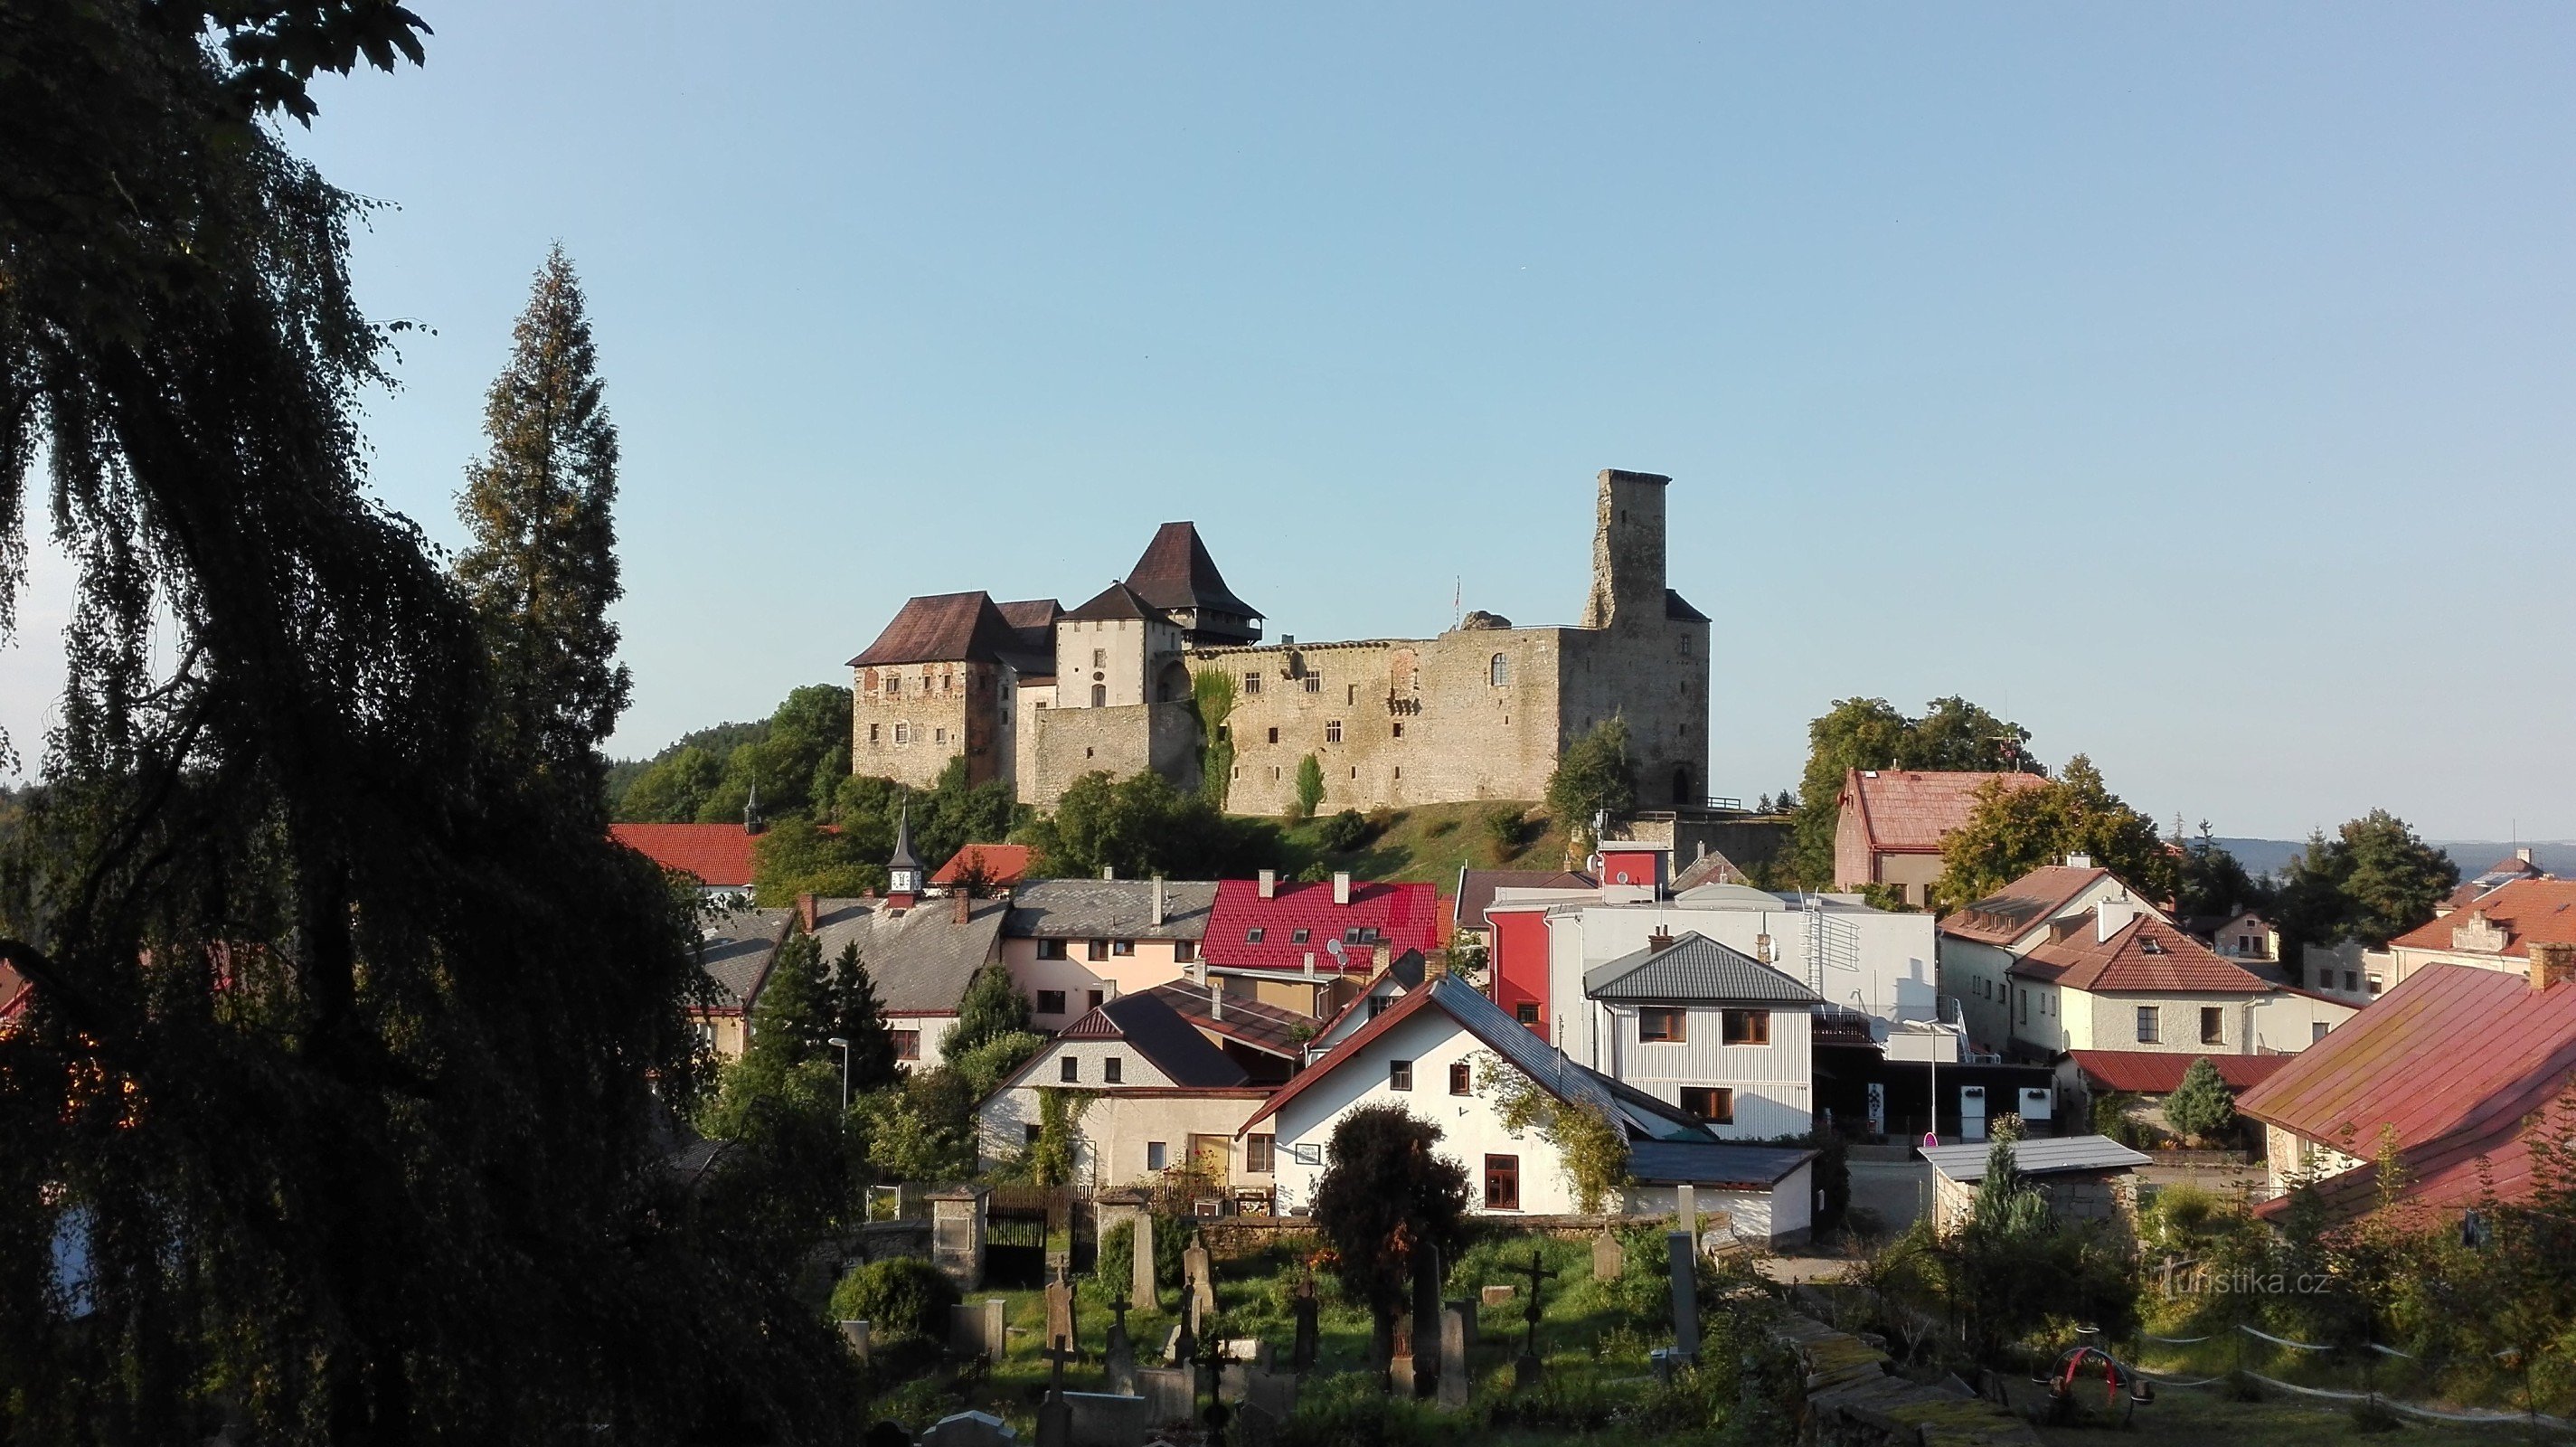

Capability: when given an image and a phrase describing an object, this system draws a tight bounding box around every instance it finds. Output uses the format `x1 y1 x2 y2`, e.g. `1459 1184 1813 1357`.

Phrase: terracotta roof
1203 878 1443 971
610 823 760 889
0 962 26 1021
847 591 1034 669
1939 865 2114 946
1123 522 1260 620
2240 965 2576 1223
2390 879 2576 956
1454 869 1594 932
1843 769 2048 855
2012 913 2272 994
1065 580 1158 623
2068 1050 2290 1095
1026 992 1249 1090
932 844 1032 887
1143 979 1311 1059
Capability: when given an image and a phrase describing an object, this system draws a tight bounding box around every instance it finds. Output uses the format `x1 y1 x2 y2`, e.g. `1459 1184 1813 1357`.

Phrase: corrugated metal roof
1920 1135 2149 1183
1584 932 1820 1004
2068 1050 2288 1095
1095 993 1250 1087
1627 1140 1816 1189
1144 980 1310 1058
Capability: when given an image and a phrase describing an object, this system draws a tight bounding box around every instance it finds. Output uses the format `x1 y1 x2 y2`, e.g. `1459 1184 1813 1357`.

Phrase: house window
1291 928 1310 944
1326 720 1343 743
892 723 910 744
1246 1134 1274 1174
2135 1006 2160 1044
1369 995 1391 1018
2366 974 2383 995
1104 1055 1123 1083
1638 1007 1687 1043
1245 928 1265 944
2343 969 2358 992
2018 989 2030 1025
892 1030 920 1061
1484 1155 1521 1210
1037 989 1068 1015
1086 991 1106 1014
1515 1001 1541 1026
886 676 899 695
1112 939 1135 956
1061 1055 1080 1083
1175 940 1196 962
1036 939 1068 960
1025 1123 1043 1145
2312 1021 2329 1044
1448 1062 1472 1095
1389 1060 1413 1091
1146 1141 1167 1171
1267 727 1279 744
1090 684 1108 707
1243 671 1261 695
1303 675 1321 694
867 723 881 743
1681 1086 1734 1124
2200 1007 2224 1045
1087 939 1109 961
1489 654 1507 686
1721 1009 1769 1045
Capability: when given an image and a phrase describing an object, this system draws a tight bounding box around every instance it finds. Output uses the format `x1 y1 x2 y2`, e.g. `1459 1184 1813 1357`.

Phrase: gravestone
1388 1313 1417 1397
1133 1366 1194 1428
1436 1301 1471 1410
1480 1284 1516 1307
920 1410 1016 1447
1289 1276 1319 1372
1131 1212 1158 1311
1593 1229 1625 1281
1183 1234 1216 1325
1043 1267 1078 1362
1675 1183 1698 1240
1245 1364 1298 1422
1103 1298 1136 1395
1062 1392 1147 1447
948 1299 1005 1361
1445 1297 1477 1348
1035 1337 1077 1447
1666 1231 1699 1364
1233 1400 1281 1447
1408 1245 1444 1401
839 1319 871 1361
1168 1309 1195 1372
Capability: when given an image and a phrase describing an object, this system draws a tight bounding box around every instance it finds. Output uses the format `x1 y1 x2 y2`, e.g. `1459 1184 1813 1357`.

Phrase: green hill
1264 800 1571 890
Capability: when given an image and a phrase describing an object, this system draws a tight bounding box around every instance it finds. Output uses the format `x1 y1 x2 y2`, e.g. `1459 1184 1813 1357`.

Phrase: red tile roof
1203 878 1443 972
2069 1050 2290 1095
2013 913 2272 994
610 823 759 888
1939 865 2115 946
932 844 1032 887
2240 964 2576 1223
2389 879 2576 956
1843 769 2048 854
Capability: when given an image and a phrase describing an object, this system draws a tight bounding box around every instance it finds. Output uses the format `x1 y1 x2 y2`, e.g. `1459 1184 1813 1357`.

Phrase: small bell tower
886 804 924 908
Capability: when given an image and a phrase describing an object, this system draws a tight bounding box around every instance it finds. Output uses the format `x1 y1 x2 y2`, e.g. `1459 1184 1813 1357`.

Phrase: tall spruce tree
456 246 631 771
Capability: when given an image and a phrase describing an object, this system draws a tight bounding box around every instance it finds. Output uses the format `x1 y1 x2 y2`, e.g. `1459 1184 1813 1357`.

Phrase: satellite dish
1326 940 1349 966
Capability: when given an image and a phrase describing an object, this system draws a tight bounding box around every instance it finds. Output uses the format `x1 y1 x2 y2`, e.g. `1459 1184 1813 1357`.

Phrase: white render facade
1574 998 1814 1140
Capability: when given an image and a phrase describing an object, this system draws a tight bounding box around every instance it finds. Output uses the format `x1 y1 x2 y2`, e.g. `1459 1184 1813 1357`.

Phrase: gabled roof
1059 992 1250 1088
2012 913 2272 994
1004 878 1218 941
1939 865 2115 946
1841 769 2048 856
1920 1135 2150 1183
610 823 760 889
1669 848 1747 893
809 896 1008 1014
847 591 1033 669
1123 522 1260 620
1065 580 1159 623
1203 878 1443 970
1583 932 1821 1004
2240 965 2576 1224
2390 879 2576 956
2068 1050 2289 1095
932 843 1032 888
694 907 795 1010
995 598 1062 654
1306 950 1429 1045
1454 869 1595 932
1664 590 1711 624
1143 980 1311 1059
1239 975 1707 1140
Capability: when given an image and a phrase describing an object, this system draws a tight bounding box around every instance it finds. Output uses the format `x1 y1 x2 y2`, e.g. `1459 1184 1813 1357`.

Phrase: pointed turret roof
1123 522 1260 620
888 805 922 875
1065 580 1157 622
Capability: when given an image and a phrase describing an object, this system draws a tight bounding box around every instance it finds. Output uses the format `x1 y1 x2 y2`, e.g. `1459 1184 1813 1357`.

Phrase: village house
805 818 1007 1070
1832 768 2049 907
2238 947 2576 1226
688 905 793 1060
2056 1050 2290 1144
995 876 1217 1034
1141 967 1316 1084
2439 847 2552 915
1571 931 1819 1139
609 821 759 900
2383 878 2576 990
1303 948 1429 1056
2183 909 2279 964
1451 867 1594 953
1200 869 1443 1002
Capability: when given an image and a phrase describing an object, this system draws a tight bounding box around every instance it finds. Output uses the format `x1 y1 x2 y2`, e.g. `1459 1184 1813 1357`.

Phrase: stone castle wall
853 659 1003 790
1023 701 1201 811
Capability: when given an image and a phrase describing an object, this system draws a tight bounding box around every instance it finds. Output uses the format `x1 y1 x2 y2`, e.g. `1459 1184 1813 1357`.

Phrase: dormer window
1246 927 1266 943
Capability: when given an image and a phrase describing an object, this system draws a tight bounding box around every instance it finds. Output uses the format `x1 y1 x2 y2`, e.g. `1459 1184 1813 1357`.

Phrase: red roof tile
932 844 1032 887
2241 965 2576 1223
610 823 759 888
1939 865 2114 946
2389 879 2576 956
2069 1050 2289 1095
1203 878 1443 971
1844 769 2048 854
2014 914 2271 994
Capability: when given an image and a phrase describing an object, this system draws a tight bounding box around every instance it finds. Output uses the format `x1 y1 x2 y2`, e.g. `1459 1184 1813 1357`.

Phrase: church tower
1582 468 1670 633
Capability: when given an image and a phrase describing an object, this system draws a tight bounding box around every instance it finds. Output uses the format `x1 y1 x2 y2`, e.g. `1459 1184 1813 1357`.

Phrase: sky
3 4 2571 841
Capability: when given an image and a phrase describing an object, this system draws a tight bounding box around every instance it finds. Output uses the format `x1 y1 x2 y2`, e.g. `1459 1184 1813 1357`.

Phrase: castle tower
1582 468 1670 633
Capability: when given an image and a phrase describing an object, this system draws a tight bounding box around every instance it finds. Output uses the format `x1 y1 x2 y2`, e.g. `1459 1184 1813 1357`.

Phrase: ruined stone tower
1583 468 1670 633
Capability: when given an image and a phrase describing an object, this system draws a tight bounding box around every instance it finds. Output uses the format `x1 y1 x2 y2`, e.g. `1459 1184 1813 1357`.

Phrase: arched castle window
1090 684 1108 707
1488 654 1508 687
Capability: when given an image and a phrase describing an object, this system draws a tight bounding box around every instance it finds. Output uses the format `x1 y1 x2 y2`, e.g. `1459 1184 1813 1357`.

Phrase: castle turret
886 805 924 908
1582 468 1670 633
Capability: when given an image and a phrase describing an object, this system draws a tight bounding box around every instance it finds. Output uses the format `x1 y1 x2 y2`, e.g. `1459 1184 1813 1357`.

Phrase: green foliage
1194 668 1237 810
1026 1087 1091 1187
2274 809 2459 953
1938 1139 2138 1360
752 815 889 903
1988 1111 2026 1144
1293 752 1326 820
1479 805 1524 865
699 685 854 825
1790 695 2033 886
619 742 726 823
1309 1105 1473 1343
1016 769 1284 880
826 941 901 1092
826 1257 959 1341
1543 716 1636 850
2176 820 2269 920
1316 808 1373 852
1473 1051 1630 1214
851 1069 980 1183
1932 755 2176 910
2141 1180 2222 1245
2164 1056 2239 1142
947 963 1033 1061
947 1030 1046 1101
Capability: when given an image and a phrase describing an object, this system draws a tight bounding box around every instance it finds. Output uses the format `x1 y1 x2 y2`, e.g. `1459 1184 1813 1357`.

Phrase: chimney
1152 876 1166 927
1303 950 1317 979
2064 853 2094 870
1210 983 1224 1021
796 893 818 933
2097 895 2138 943
1102 865 1115 881
1424 950 1447 980
1333 871 1352 906
1193 953 1207 988
1372 943 1392 974
954 889 970 924
1258 868 1277 901
2532 941 2576 992
1647 926 1676 954
2518 846 2537 865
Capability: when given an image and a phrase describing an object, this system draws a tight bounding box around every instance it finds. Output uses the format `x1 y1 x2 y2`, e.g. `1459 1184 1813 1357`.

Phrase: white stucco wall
1543 894 1937 1043
887 1013 959 1072
977 1085 1272 1195
1581 1001 1813 1140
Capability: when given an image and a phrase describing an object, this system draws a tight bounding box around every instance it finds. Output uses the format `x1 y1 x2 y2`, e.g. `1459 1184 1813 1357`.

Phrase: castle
845 468 1710 815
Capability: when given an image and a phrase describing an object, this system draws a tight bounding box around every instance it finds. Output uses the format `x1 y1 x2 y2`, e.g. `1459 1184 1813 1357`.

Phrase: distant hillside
2218 837 2576 880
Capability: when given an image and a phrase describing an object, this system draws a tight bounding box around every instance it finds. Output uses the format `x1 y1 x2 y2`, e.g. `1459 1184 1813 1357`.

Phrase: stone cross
1289 1275 1319 1372
1665 1231 1700 1363
1036 1337 1076 1447
1104 1294 1136 1395
1043 1265 1078 1363
1131 1214 1158 1310
1505 1249 1558 1391
1192 1323 1231 1440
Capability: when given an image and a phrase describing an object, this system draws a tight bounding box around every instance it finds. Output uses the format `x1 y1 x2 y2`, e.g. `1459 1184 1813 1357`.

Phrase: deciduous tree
1932 756 2175 910
1308 1105 1471 1371
1789 696 2033 886
1544 716 1637 852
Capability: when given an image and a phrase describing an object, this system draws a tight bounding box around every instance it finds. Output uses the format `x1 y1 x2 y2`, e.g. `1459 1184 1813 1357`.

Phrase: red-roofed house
932 843 1032 890
1203 870 1443 976
2240 950 2576 1225
1833 769 2049 906
611 823 759 895
2385 878 2576 990
1940 862 2166 1054
2059 1048 2291 1141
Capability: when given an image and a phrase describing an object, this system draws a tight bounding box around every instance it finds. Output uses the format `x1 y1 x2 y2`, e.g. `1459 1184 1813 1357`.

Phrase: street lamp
826 1036 852 1112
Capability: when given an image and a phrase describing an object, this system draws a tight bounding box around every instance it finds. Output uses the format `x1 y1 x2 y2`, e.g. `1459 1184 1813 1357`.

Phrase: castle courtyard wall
1024 700 1201 811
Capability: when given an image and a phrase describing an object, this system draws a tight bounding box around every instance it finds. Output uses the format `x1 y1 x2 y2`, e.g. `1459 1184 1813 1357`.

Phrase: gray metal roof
1418 976 1710 1143
1004 878 1217 941
1584 932 1821 1004
1919 1134 2151 1183
1094 993 1250 1087
809 896 1008 1014
696 907 793 1009
1627 1140 1817 1189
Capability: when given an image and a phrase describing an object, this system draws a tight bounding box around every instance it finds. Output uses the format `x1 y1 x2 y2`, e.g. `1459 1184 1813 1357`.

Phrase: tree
1544 716 1636 852
1789 696 2033 886
947 962 1033 1060
1931 756 2176 910
2165 1057 2239 1143
454 246 630 773
618 743 725 823
750 816 886 904
851 1068 981 1184
825 941 899 1093
1292 752 1326 820
1308 1105 1472 1373
1014 770 1281 881
699 685 853 824
1193 668 1237 809
1474 1053 1630 1213
0 10 854 1438
2272 810 2458 955
2175 821 2267 920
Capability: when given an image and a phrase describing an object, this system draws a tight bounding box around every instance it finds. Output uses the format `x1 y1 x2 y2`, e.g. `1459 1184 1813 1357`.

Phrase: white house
1240 975 1818 1244
1571 931 1820 1140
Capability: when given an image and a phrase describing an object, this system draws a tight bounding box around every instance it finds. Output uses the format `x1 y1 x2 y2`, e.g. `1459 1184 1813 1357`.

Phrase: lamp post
826 1036 852 1112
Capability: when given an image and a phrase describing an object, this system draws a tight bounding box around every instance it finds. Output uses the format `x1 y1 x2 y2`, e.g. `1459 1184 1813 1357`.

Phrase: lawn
2018 1380 2552 1447
1268 799 1571 888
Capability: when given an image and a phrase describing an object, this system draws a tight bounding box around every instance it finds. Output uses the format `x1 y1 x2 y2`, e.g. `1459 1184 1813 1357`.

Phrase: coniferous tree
456 245 631 771
826 941 900 1092
2165 1057 2239 1143
947 961 1033 1059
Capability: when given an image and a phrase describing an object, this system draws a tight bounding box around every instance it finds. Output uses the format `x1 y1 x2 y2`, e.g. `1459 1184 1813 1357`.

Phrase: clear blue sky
5 4 2571 841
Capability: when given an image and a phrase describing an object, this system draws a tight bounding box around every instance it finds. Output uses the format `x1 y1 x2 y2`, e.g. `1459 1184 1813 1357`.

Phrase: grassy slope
1260 800 1573 890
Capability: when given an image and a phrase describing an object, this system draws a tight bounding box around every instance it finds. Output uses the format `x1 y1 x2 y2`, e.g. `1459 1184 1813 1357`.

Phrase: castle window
1267 727 1279 744
1092 648 1107 668
1392 722 1403 739
1325 720 1342 743
1303 675 1321 694
1680 635 1692 654
1243 671 1261 695
885 676 899 695
868 724 880 743
1393 766 1401 779
1346 684 1357 705
1270 766 1280 780
1489 655 1507 686
1351 767 1357 779
932 726 946 744
1090 685 1108 707
892 723 910 744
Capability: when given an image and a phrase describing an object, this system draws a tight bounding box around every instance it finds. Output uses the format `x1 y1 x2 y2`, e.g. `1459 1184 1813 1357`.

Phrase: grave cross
1042 1334 1078 1393
1108 1292 1128 1335
1193 1322 1232 1438
1509 1250 1559 1362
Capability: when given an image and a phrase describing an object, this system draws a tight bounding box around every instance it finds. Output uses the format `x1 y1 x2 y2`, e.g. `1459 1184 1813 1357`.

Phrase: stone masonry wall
851 659 997 790
1023 700 1201 811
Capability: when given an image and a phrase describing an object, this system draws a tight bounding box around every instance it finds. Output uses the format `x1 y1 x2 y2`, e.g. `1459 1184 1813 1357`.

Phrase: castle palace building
845 469 1710 815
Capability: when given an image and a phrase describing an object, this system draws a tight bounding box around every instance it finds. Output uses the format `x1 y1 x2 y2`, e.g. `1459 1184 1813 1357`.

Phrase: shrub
1317 809 1372 852
828 1257 958 1341
1989 1111 2026 1144
2165 1057 2239 1143
1479 807 1523 865
1292 753 1326 820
